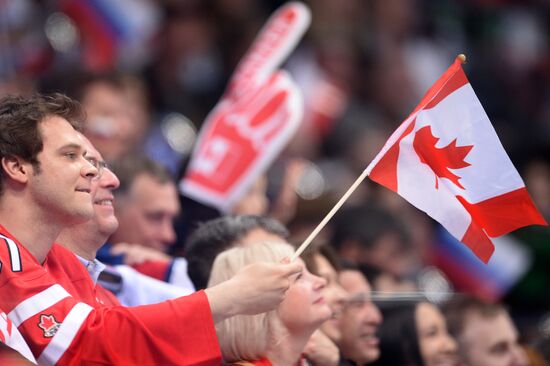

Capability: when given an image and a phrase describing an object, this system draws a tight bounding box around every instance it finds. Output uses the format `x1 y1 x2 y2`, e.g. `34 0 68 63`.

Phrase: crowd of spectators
1 0 549 364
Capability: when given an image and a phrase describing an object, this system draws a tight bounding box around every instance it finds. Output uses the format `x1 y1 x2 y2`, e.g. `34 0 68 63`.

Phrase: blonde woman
209 242 332 366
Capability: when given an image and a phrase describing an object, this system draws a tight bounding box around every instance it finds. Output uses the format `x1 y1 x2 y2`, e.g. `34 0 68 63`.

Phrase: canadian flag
366 56 547 263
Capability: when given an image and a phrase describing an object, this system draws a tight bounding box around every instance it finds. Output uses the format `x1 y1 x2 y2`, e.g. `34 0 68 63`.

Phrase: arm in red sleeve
0 233 221 366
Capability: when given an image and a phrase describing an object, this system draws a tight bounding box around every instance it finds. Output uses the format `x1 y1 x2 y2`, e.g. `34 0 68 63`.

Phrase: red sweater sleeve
58 291 221 366
0 231 221 366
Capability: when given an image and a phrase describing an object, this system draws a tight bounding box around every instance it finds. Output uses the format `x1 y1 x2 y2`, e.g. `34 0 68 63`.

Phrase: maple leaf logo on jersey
38 314 61 338
413 125 473 190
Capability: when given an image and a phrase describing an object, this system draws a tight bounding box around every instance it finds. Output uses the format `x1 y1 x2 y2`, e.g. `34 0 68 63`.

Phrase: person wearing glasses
337 266 384 365
0 93 302 365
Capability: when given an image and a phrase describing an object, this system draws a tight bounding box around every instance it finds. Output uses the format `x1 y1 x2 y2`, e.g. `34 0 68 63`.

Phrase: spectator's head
303 244 348 343
208 241 331 363
185 215 289 289
0 93 84 195
57 134 120 258
0 93 98 227
443 295 528 366
110 156 180 252
330 204 410 277
338 266 383 364
372 301 458 366
359 263 418 293
71 73 149 162
83 135 120 238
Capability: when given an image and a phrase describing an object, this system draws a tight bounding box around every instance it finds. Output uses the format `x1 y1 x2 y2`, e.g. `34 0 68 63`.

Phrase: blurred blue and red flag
61 0 159 71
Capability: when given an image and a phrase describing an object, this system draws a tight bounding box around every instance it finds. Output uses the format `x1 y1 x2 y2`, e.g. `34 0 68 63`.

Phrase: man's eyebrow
58 143 84 151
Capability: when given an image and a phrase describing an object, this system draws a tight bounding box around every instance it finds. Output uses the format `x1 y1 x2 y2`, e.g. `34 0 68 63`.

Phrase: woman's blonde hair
208 241 295 363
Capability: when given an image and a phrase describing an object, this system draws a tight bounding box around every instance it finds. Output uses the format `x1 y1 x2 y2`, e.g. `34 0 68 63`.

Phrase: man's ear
1 156 30 184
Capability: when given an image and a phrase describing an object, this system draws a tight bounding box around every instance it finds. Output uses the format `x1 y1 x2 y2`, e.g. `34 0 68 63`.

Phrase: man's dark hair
61 71 126 103
0 93 84 195
110 155 174 195
329 203 409 252
184 215 289 290
442 294 506 339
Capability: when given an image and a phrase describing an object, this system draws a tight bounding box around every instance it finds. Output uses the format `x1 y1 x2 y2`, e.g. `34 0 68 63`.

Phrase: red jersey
231 357 309 365
46 245 120 307
0 225 221 365
0 310 36 363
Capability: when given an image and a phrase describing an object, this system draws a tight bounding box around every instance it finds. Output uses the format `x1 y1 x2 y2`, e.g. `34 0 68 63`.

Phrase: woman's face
313 254 348 342
278 259 332 332
416 302 459 366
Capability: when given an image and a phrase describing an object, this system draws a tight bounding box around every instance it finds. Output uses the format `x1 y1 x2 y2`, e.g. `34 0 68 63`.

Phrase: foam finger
228 2 311 95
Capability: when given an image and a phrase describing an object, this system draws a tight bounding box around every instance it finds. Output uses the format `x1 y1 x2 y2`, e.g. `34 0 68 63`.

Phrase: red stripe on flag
369 121 415 192
410 58 465 116
460 221 495 263
424 68 468 110
457 187 547 237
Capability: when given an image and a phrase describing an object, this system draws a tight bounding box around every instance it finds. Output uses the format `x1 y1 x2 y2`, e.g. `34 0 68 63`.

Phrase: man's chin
360 348 380 364
65 209 95 225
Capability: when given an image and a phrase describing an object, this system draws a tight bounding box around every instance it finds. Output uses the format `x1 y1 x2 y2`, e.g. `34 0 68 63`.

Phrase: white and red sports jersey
46 245 121 308
0 225 221 365
0 310 36 363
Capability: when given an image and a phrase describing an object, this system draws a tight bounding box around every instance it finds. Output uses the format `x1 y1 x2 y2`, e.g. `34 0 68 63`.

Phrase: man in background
338 265 383 365
109 156 180 252
443 295 528 366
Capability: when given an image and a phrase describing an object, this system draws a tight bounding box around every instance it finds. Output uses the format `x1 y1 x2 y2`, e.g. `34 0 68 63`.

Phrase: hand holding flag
180 2 310 212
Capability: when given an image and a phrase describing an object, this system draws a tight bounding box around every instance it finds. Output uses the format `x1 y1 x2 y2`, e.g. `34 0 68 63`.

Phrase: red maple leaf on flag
413 125 473 190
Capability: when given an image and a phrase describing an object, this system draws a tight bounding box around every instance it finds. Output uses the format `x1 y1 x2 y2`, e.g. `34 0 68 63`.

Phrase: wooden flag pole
291 169 370 261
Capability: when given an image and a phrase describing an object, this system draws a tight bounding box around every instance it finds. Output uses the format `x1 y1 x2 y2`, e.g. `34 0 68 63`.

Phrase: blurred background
1 0 549 346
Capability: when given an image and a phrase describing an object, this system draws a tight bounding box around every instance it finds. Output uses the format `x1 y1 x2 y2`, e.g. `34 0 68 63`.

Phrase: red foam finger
227 2 311 98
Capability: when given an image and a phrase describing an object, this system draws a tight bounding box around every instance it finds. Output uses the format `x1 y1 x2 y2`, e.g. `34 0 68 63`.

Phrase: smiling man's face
28 116 98 225
338 270 383 365
81 135 120 237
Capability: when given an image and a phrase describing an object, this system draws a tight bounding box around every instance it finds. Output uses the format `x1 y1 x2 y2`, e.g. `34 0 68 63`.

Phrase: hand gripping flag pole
293 54 546 263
